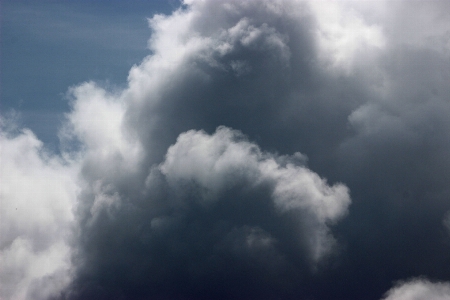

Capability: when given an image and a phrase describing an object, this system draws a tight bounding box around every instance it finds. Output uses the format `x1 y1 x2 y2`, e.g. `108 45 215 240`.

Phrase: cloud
62 126 349 299
381 279 450 300
3 0 450 299
159 127 350 260
55 0 356 296
0 121 78 300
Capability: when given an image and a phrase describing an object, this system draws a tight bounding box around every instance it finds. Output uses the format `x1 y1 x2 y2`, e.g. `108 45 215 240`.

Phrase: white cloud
159 127 350 261
64 82 143 177
382 279 450 300
0 124 78 300
310 0 386 72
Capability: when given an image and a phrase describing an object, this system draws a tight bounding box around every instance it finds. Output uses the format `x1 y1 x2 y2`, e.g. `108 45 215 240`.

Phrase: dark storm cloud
3 0 450 299
56 1 358 298
327 3 450 297
62 127 349 299
61 0 450 299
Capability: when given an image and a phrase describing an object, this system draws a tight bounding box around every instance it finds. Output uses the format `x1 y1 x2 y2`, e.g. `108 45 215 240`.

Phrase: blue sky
1 0 178 148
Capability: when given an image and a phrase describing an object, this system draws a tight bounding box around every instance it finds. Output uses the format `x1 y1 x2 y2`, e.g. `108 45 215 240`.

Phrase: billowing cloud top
382 280 450 300
1 0 450 299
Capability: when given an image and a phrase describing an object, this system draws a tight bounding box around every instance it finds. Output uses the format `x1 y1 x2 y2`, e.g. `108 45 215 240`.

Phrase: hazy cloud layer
2 0 450 299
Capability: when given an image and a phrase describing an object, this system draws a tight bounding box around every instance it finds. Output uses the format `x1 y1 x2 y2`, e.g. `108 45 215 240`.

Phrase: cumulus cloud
160 127 350 260
3 0 450 299
382 279 450 300
0 121 78 300
61 126 349 298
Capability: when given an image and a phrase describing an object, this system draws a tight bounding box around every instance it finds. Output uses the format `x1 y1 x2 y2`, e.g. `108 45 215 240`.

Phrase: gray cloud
3 0 450 299
63 127 349 299
381 279 450 300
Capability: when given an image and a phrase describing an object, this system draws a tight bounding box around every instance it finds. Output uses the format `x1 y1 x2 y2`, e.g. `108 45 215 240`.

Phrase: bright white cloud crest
160 127 350 261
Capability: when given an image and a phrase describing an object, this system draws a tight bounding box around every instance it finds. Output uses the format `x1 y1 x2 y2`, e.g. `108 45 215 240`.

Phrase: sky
1 0 177 149
1 0 450 299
